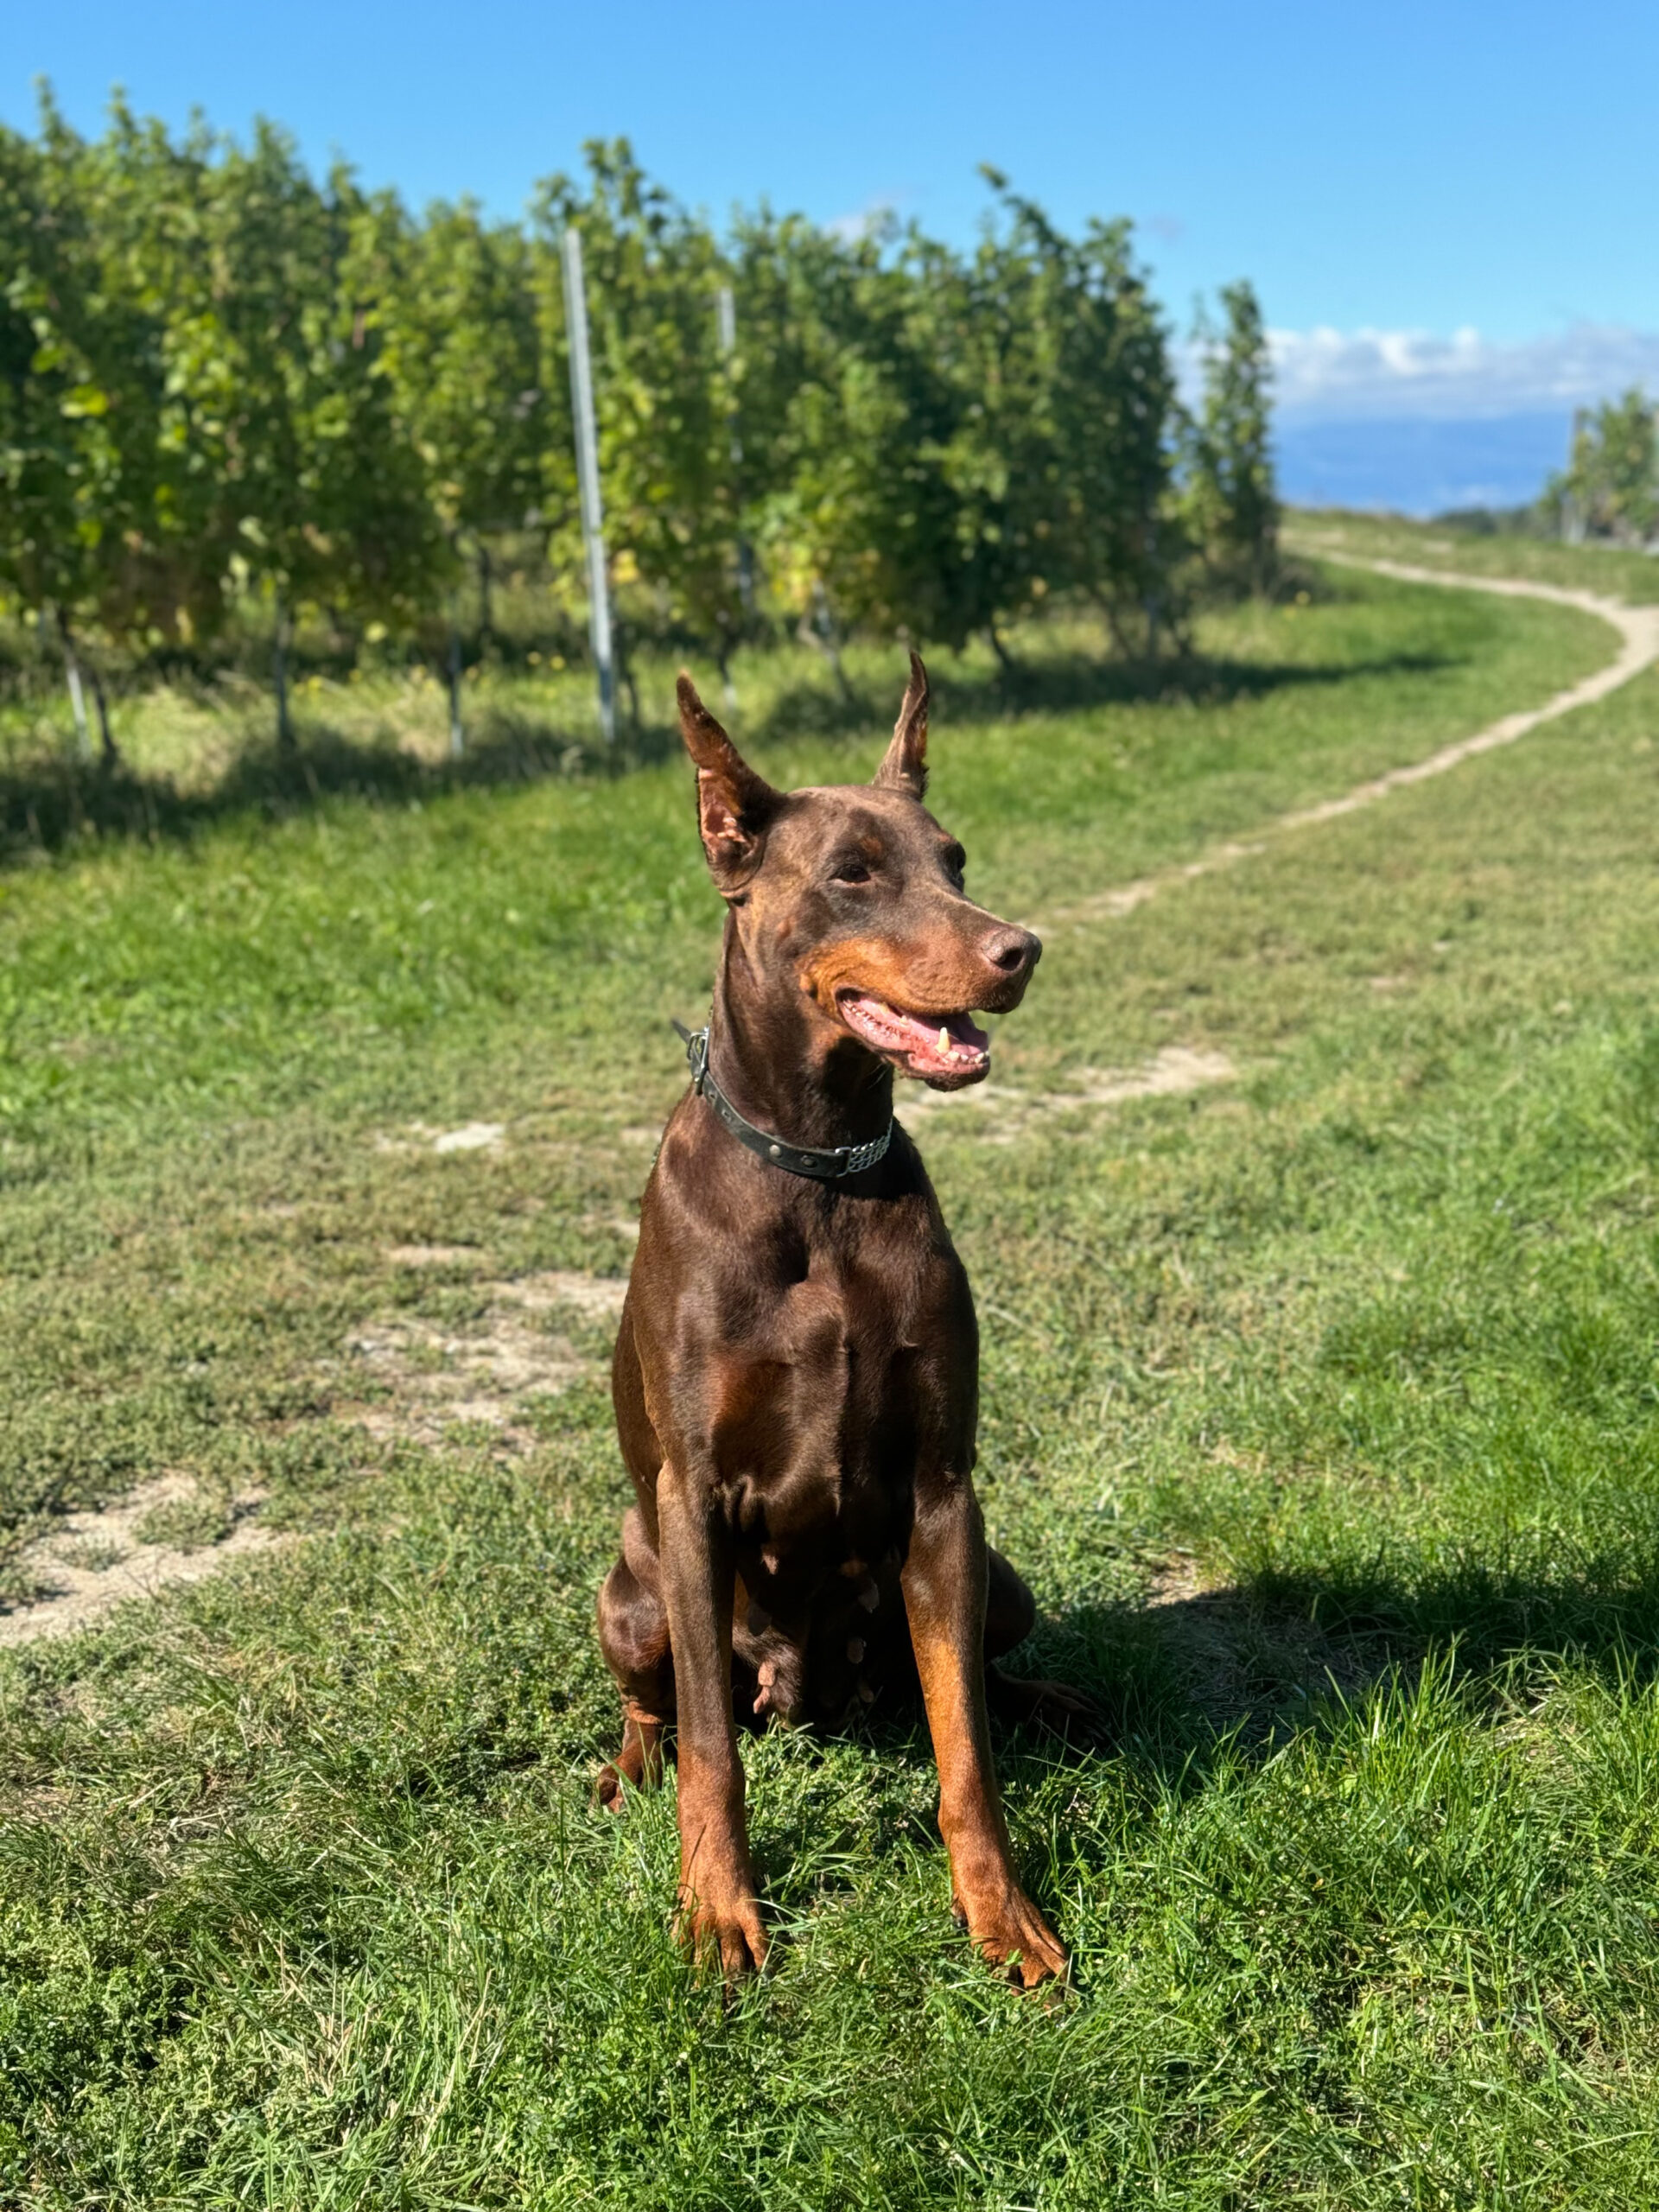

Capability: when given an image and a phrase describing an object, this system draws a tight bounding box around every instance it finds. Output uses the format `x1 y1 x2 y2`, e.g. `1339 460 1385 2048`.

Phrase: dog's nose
981 925 1041 978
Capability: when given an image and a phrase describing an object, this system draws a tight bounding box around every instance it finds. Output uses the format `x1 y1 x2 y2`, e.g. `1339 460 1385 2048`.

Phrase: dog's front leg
903 1477 1067 1987
656 1462 768 1980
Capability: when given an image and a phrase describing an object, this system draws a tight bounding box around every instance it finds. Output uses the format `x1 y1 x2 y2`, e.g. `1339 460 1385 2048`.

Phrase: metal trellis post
562 226 616 744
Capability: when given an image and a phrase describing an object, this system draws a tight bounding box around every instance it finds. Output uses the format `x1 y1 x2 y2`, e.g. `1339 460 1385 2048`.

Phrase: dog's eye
943 845 967 887
831 861 872 886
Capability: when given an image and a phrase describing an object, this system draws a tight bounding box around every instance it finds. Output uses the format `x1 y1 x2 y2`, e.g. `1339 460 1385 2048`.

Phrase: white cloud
1260 322 1659 421
824 196 900 245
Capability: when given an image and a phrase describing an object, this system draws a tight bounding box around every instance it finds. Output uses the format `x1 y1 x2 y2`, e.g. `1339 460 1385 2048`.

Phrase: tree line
1542 389 1658 548
1 93 1278 756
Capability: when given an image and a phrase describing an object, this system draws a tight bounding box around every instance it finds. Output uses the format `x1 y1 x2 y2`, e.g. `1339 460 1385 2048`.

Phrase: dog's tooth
846 1637 866 1665
938 1027 950 1054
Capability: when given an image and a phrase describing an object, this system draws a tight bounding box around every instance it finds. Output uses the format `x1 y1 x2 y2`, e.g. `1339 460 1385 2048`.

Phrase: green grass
4 526 1659 2205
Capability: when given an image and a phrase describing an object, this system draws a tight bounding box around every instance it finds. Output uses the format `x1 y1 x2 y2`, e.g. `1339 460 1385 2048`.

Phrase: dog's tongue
839 994 990 1077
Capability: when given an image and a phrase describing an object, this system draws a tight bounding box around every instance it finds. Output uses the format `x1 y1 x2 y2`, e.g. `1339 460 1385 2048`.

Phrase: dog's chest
709 1245 949 1541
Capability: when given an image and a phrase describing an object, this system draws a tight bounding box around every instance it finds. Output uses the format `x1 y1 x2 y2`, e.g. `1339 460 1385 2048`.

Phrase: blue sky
9 1 1656 510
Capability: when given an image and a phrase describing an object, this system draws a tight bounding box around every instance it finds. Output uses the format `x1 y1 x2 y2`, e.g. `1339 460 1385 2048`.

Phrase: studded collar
672 1020 893 1181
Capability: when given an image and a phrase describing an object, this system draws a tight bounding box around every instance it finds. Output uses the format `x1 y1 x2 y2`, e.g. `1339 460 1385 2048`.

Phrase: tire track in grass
1033 560 1659 940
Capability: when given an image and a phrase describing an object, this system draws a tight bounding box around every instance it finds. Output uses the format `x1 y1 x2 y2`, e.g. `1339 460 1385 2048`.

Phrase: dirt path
1036 557 1659 938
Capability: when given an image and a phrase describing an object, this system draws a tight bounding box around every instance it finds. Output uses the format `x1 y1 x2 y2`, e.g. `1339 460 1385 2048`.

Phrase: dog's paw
956 1881 1068 1990
675 1885 770 1983
988 1665 1107 1744
594 1713 668 1811
594 1761 632 1813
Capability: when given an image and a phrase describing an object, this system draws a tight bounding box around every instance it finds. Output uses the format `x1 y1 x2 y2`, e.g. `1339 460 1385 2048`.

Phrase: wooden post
562 226 615 745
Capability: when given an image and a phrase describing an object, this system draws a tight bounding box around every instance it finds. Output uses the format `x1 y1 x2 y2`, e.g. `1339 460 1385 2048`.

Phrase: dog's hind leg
983 1546 1037 1660
595 1513 674 1809
599 1704 669 1810
983 1547 1101 1739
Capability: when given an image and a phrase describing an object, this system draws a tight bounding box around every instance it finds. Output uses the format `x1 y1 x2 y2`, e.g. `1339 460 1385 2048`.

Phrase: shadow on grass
751 645 1453 751
1 645 1455 868
1027 1545 1659 1774
0 715 610 867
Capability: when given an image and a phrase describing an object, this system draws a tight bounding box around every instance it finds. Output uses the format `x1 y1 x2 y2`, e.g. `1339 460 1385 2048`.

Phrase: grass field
4 527 1659 2206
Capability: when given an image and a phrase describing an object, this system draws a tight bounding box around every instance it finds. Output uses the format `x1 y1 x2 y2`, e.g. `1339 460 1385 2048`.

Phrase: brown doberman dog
596 653 1088 1986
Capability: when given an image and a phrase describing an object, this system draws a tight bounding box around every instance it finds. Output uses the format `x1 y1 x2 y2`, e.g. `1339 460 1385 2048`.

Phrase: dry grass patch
0 1473 283 1646
340 1268 628 1448
905 1043 1239 1141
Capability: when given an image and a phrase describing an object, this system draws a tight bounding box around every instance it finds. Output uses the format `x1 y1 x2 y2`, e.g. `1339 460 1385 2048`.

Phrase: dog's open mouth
836 991 991 1084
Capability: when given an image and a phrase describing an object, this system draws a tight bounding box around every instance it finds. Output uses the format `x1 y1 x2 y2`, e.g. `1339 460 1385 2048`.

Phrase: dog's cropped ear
678 674 781 893
872 650 928 799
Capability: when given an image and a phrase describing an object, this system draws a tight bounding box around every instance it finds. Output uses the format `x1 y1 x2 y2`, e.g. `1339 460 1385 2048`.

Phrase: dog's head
678 654 1039 1089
